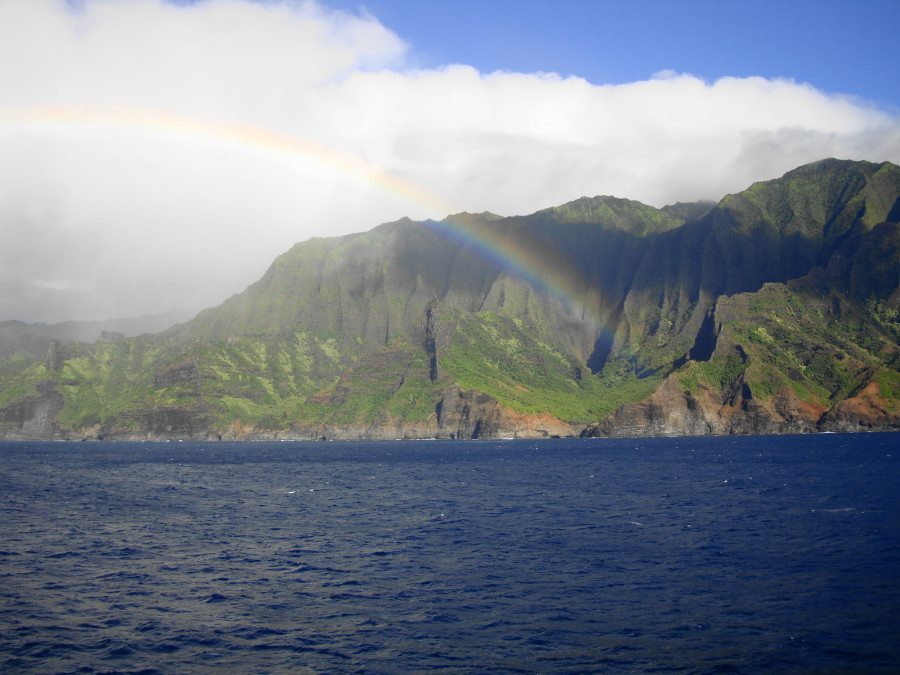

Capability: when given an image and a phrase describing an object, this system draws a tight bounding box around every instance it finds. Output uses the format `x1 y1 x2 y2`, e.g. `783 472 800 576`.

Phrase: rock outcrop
819 382 900 432
433 385 576 439
583 372 899 438
0 381 65 440
2 160 899 442
581 377 715 437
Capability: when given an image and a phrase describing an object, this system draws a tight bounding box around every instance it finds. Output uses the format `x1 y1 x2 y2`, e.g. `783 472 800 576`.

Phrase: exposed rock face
1 373 895 442
582 377 717 437
722 386 823 435
44 340 75 372
295 385 578 441
115 407 214 440
0 381 65 439
88 406 216 442
2 160 899 443
153 362 202 389
423 302 445 382
434 385 577 439
435 385 501 438
819 382 900 432
583 371 899 438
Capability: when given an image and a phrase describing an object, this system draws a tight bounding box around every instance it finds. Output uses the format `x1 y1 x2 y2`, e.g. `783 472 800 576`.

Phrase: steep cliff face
433 385 577 439
617 160 900 361
585 218 900 439
582 373 831 438
1 159 899 441
581 377 716 437
0 381 65 439
819 382 900 432
114 407 215 440
288 385 577 441
177 203 677 367
584 370 900 438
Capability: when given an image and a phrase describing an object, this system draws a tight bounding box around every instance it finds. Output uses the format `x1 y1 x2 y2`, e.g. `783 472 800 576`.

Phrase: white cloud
1 0 898 322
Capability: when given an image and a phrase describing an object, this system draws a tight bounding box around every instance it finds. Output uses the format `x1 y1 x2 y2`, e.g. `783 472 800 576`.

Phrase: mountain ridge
0 309 197 363
1 158 899 440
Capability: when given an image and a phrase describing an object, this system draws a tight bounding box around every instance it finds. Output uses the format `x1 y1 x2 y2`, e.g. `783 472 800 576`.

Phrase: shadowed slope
2 159 900 440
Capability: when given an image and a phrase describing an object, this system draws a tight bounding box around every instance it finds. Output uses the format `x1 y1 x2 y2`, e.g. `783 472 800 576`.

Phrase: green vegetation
680 352 748 394
438 310 660 422
0 358 44 408
1 159 899 439
542 195 686 235
442 312 583 419
295 337 444 426
705 274 900 408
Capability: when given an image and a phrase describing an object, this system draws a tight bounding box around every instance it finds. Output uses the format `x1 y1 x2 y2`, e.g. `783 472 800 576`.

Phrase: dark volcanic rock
0 381 65 440
2 160 900 442
112 406 214 440
583 373 826 438
436 385 504 439
818 382 900 432
582 377 715 437
153 362 201 389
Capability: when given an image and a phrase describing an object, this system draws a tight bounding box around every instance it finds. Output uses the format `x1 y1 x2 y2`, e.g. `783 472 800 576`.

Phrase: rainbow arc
2 105 606 326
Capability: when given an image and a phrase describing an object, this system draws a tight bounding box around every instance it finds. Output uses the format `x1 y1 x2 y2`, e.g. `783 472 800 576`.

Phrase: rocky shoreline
3 377 896 442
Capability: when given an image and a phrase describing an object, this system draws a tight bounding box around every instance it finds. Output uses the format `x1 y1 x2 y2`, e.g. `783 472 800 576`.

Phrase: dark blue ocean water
1 434 898 674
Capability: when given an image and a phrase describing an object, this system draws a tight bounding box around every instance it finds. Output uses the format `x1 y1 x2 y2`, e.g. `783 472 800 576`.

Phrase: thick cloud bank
1 0 898 322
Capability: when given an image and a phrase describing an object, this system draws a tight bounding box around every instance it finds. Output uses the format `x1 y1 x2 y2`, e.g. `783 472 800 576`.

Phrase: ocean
1 434 898 674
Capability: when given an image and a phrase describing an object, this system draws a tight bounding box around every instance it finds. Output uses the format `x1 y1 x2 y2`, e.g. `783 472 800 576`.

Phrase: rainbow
1 105 603 326
0 104 452 213
424 214 603 325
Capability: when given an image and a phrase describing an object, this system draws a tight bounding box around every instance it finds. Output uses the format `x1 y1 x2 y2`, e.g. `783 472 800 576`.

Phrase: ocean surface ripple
1 434 898 673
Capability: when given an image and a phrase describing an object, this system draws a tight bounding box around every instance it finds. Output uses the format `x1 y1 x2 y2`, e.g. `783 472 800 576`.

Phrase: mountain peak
2 159 900 441
533 195 685 236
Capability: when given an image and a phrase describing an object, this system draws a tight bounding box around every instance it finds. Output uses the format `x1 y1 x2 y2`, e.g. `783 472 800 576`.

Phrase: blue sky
327 0 900 110
2 0 899 322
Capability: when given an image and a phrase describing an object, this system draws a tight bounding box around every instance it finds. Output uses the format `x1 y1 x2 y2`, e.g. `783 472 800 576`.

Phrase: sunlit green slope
1 160 898 439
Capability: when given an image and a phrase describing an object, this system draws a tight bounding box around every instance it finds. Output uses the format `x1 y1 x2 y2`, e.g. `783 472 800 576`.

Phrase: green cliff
2 159 899 440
